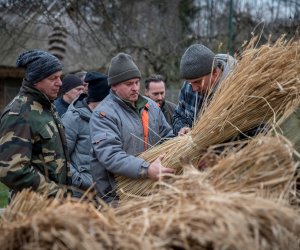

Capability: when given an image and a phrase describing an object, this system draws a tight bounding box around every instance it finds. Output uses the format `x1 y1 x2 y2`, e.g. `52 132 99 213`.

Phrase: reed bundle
1 177 299 249
0 191 155 250
1 189 61 222
117 36 300 198
204 135 298 202
0 191 120 250
114 175 300 250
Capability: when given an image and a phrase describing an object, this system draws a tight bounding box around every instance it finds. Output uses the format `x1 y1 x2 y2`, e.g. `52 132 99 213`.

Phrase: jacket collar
110 90 148 115
19 79 53 109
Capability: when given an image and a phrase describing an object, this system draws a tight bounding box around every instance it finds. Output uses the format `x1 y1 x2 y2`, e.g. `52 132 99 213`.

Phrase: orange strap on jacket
141 103 150 150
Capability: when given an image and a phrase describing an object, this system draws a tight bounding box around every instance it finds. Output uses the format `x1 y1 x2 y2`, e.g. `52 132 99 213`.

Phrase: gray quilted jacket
89 91 174 202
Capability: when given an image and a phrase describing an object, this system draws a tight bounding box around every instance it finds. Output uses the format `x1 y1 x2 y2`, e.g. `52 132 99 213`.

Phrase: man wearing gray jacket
62 72 110 197
89 53 175 203
173 44 236 135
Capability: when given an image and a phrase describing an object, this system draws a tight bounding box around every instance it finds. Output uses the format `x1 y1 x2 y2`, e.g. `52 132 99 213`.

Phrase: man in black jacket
144 74 176 126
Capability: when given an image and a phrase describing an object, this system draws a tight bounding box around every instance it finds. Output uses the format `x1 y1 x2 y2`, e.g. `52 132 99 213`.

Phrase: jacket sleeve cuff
139 161 150 178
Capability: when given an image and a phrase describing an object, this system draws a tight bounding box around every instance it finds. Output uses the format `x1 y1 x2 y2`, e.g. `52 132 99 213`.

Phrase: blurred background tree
0 0 299 88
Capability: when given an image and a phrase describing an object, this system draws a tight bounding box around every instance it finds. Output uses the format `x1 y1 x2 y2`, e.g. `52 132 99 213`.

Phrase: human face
82 82 88 94
111 78 140 105
145 81 165 106
34 71 62 100
188 68 220 94
64 85 85 104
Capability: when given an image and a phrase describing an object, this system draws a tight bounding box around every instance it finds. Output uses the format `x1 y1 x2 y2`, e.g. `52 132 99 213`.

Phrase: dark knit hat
61 74 84 94
180 44 215 80
108 53 141 86
85 71 110 102
16 49 63 84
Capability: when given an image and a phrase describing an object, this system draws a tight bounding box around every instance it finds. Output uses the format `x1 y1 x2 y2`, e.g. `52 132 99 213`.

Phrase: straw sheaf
114 176 300 250
1 189 58 222
1 177 300 250
117 36 300 198
0 192 120 250
205 135 298 202
118 135 298 203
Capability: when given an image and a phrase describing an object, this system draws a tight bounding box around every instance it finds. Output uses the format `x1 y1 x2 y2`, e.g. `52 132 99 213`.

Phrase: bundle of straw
117 36 300 198
1 189 60 222
0 191 153 250
2 180 299 249
115 175 300 250
204 135 298 202
0 193 119 249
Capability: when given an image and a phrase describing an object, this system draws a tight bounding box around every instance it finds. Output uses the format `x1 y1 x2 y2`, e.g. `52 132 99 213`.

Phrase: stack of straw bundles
117 36 300 198
2 181 300 250
0 190 122 250
204 135 298 202
114 175 300 250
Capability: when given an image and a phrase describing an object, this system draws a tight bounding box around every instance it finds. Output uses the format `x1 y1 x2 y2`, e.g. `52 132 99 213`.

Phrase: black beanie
16 49 63 84
61 74 84 94
180 44 216 80
85 71 110 102
108 53 141 86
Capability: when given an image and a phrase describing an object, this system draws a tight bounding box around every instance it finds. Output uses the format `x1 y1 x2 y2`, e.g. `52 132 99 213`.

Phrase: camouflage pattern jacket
0 80 70 196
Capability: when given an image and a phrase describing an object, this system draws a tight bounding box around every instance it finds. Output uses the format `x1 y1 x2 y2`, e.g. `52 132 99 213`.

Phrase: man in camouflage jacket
0 50 70 197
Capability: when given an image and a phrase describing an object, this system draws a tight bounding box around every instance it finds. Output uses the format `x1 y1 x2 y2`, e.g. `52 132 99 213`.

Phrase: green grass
0 183 9 208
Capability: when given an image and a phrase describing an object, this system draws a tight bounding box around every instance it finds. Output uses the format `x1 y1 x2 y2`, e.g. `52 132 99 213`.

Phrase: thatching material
1 189 61 222
117 36 300 198
114 175 300 250
205 135 298 202
0 190 154 250
0 191 118 250
2 178 300 250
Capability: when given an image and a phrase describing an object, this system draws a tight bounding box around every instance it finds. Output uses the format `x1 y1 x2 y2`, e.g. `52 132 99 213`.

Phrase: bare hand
178 127 191 136
147 154 175 181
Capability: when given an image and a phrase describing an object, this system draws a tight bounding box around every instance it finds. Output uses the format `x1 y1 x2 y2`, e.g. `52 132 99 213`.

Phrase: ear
212 67 221 77
111 85 117 91
144 88 149 96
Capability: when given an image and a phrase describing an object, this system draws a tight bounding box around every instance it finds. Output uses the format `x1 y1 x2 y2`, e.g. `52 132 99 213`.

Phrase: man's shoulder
1 95 48 132
53 97 63 107
179 81 198 100
142 96 161 112
3 95 33 117
215 54 236 68
143 96 156 106
92 94 119 118
165 100 177 109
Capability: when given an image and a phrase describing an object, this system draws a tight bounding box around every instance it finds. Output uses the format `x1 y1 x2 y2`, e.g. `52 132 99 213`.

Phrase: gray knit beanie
180 44 215 80
16 49 63 84
108 53 141 86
